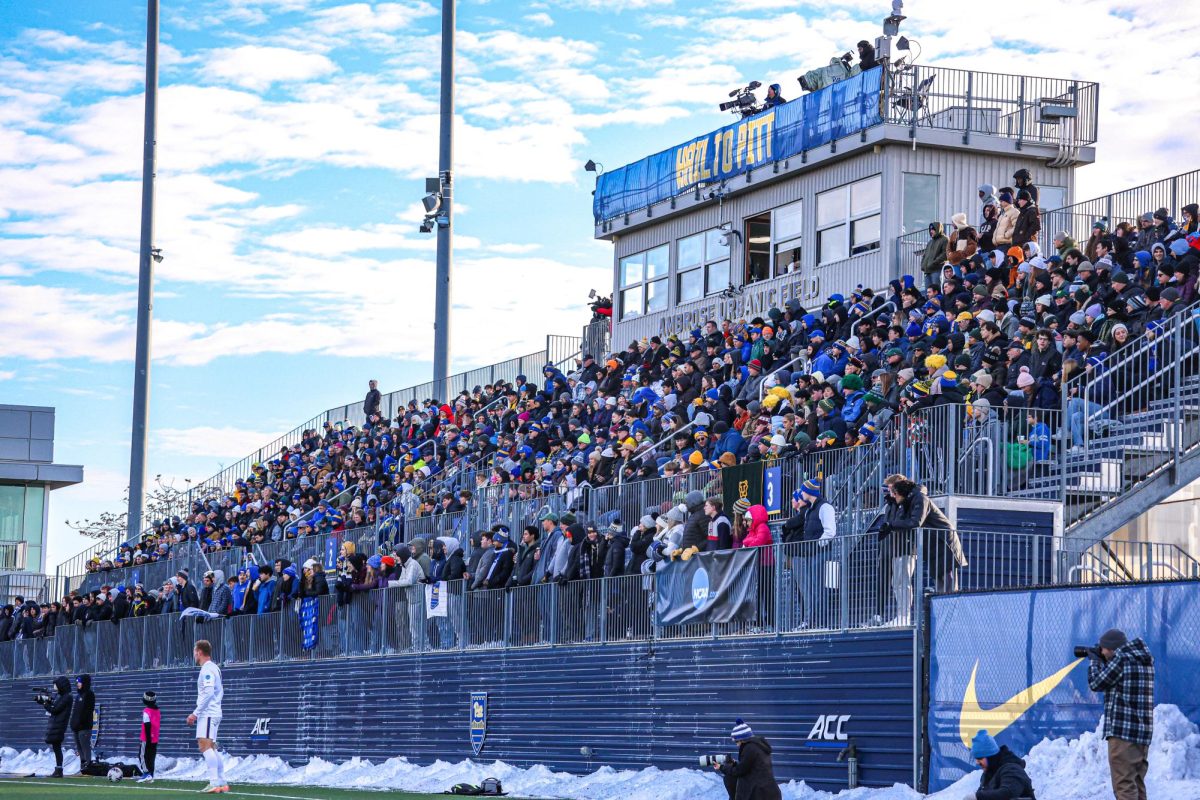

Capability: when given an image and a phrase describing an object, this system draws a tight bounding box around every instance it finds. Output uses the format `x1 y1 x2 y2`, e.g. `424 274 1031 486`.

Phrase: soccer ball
107 767 123 782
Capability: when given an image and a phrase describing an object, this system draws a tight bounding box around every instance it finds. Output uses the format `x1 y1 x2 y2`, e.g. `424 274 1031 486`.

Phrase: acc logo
469 692 488 756
250 718 271 743
691 567 713 610
808 714 851 741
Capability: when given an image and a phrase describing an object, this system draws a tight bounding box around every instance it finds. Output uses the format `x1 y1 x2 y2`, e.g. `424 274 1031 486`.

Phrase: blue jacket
841 391 866 425
715 429 748 460
255 577 276 614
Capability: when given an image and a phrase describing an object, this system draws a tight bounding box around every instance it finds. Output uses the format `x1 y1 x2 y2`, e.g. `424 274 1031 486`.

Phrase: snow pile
3 705 1200 799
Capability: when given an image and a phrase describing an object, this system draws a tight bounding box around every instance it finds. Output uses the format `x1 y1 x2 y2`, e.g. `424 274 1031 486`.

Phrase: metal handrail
619 419 697 486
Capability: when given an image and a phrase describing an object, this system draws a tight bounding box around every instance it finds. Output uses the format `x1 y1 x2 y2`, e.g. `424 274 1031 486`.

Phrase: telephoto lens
1074 645 1091 658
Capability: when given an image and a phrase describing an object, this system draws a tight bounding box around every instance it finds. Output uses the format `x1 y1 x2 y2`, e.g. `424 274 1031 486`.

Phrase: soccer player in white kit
186 639 228 793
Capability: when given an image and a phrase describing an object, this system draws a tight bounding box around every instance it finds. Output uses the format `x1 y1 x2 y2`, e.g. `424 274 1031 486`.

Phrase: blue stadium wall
926 580 1200 791
0 631 914 790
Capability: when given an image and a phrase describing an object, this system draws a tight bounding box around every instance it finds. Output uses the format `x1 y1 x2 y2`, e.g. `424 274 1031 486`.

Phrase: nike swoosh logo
959 658 1084 748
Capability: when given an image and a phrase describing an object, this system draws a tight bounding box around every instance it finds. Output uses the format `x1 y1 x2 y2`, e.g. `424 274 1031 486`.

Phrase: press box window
618 244 669 319
816 174 881 265
677 229 730 303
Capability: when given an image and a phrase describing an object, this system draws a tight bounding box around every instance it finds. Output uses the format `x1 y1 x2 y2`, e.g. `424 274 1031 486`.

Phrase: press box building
592 64 1099 345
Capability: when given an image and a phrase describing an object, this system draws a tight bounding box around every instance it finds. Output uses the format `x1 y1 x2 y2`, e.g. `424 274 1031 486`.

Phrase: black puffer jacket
678 490 709 552
44 677 73 744
976 746 1037 800
70 674 96 732
718 736 782 800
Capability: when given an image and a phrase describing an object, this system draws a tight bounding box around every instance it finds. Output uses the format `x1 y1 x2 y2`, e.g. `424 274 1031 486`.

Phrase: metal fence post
549 583 558 646
1172 323 1183 481
459 587 468 651
962 72 974 145
1015 76 1026 150
503 590 512 649
598 579 608 643
651 573 660 642
773 544 783 634
839 538 850 631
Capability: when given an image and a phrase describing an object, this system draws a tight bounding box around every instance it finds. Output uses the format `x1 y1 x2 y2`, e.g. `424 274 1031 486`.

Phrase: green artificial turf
0 776 530 800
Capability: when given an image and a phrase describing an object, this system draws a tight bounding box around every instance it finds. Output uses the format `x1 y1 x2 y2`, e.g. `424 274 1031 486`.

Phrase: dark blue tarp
594 67 883 222
655 548 758 625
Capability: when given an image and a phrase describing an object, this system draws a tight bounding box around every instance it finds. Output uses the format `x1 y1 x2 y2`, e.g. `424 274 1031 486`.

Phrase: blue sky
2 0 1198 569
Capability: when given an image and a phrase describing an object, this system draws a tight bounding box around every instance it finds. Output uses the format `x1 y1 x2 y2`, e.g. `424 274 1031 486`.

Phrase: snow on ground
3 705 1200 799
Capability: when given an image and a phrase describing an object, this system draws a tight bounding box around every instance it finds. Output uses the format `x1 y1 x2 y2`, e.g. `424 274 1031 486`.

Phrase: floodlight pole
126 0 159 541
431 0 455 401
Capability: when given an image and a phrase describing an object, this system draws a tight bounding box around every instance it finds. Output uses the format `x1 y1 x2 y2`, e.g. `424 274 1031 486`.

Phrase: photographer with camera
1084 629 1155 800
709 718 782 800
37 676 73 777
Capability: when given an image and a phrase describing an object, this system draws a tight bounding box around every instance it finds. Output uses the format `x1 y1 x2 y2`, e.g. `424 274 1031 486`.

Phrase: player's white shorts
196 716 221 741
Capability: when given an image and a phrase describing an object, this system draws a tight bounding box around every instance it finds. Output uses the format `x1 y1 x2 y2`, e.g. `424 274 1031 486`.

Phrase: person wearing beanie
963 729 1036 800
1088 629 1155 799
879 474 965 624
780 478 837 629
674 489 710 561
138 690 162 782
714 718 781 800
994 190 1018 251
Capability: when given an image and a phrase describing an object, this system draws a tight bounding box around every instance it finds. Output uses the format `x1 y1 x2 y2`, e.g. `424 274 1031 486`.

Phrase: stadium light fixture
150 247 163 263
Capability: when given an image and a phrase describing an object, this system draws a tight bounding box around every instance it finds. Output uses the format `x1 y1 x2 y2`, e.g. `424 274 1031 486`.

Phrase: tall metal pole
126 0 159 541
431 0 455 401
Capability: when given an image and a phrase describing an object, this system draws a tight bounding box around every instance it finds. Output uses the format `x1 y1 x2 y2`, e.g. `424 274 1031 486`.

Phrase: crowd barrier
8 526 1193 681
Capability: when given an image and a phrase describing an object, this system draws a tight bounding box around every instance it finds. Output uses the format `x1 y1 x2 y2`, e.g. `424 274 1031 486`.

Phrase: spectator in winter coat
965 730 1037 800
704 497 733 551
1012 190 1040 247
70 674 97 766
42 676 73 777
742 504 772 549
206 571 232 615
254 569 276 614
389 545 426 587
293 561 324 599
478 531 514 589
921 222 949 289
363 379 382 419
993 191 1018 251
1088 629 1155 800
674 490 709 560
176 571 200 611
881 477 966 594
947 214 979 273
509 527 538 587
716 719 782 800
603 521 629 576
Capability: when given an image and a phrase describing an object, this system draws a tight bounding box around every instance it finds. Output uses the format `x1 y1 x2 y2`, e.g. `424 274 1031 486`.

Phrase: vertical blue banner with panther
655 548 759 626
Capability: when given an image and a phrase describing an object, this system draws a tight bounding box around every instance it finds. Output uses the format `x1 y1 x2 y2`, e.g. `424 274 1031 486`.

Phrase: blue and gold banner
594 68 882 222
927 582 1200 791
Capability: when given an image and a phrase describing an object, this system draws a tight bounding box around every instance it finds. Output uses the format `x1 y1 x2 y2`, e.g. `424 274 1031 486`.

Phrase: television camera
718 82 763 118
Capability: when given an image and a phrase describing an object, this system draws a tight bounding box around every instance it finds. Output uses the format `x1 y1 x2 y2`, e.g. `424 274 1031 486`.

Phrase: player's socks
202 749 221 784
214 749 226 786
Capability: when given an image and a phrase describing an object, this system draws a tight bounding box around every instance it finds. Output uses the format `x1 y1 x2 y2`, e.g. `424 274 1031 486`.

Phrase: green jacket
921 225 949 275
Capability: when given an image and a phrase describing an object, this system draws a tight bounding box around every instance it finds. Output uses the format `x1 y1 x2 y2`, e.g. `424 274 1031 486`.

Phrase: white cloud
204 45 337 90
154 425 290 460
524 12 555 26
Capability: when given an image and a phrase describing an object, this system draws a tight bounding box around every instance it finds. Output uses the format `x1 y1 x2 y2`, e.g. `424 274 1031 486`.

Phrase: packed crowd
50 169 1194 637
